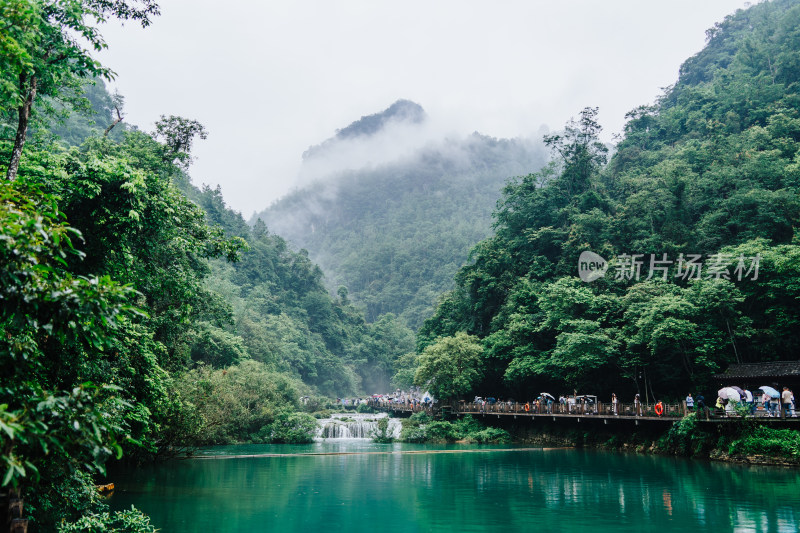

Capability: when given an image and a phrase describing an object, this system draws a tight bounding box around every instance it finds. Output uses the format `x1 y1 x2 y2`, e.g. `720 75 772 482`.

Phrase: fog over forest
253 99 548 327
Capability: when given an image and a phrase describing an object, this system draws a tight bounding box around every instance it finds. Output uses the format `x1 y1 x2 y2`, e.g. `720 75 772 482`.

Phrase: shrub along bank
478 413 800 465
397 413 511 444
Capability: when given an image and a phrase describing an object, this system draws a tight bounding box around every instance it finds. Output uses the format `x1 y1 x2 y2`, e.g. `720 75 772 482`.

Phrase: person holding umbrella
759 386 781 416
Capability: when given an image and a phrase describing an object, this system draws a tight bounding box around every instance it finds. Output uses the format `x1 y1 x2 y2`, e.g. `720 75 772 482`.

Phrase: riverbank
493 413 800 467
383 411 800 466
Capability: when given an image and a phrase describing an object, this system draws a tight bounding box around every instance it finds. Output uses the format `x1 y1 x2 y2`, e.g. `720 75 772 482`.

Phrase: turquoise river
109 441 800 532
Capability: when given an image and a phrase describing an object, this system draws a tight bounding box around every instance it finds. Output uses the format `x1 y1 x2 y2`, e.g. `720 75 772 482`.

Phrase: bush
397 414 509 444
409 411 432 424
260 412 319 444
466 427 511 444
356 403 375 413
371 417 394 443
659 413 704 455
728 427 800 458
452 415 482 436
399 425 428 443
175 360 305 444
58 506 156 533
425 421 459 442
27 470 102 532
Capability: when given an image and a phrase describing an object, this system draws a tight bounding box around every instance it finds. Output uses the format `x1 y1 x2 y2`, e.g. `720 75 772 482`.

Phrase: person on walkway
696 394 707 419
761 392 771 416
782 387 793 418
634 394 641 416
685 393 694 412
743 389 754 416
724 398 736 417
611 393 618 415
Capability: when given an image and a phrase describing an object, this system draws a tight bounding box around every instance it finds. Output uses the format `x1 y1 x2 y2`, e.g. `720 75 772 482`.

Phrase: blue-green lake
109 441 800 532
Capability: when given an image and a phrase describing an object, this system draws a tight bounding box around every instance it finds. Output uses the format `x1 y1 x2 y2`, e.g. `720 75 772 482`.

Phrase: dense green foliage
0 127 248 528
654 413 800 460
0 0 158 180
413 332 483 402
255 104 546 329
193 186 417 395
0 178 135 490
58 507 157 533
399 413 510 444
415 0 800 403
727 425 800 458
174 360 318 445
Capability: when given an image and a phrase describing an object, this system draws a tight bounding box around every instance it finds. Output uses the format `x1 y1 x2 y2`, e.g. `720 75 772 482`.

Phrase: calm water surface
109 442 800 532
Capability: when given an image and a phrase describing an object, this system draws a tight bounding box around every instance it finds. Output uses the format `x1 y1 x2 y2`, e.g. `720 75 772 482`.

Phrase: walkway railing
373 400 683 419
456 401 686 418
370 399 798 421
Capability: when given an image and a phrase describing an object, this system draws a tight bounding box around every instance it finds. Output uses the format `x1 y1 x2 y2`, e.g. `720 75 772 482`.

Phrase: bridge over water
370 400 800 426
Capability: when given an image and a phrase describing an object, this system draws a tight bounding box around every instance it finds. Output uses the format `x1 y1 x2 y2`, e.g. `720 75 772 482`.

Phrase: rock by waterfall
316 413 401 440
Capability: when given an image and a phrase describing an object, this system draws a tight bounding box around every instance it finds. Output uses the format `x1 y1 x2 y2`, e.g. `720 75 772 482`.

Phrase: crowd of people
705 385 797 417
465 386 798 418
358 385 798 419
364 388 436 410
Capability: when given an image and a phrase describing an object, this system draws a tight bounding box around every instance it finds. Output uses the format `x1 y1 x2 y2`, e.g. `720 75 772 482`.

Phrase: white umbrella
717 387 741 402
540 392 555 401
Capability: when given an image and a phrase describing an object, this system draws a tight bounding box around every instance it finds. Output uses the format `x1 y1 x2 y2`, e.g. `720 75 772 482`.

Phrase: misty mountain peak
336 100 426 139
303 100 426 161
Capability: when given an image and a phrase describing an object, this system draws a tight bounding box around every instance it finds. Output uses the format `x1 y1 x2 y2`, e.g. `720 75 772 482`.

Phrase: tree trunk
6 74 37 181
103 104 124 137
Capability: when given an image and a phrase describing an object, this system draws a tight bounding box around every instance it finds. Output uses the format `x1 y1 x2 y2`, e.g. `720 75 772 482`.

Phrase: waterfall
316 413 402 440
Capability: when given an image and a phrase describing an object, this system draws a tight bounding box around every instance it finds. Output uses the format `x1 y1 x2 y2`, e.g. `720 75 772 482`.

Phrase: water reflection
109 446 800 533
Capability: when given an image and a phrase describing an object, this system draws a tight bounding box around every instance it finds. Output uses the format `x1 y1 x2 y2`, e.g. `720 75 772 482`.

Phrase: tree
0 179 136 492
543 106 608 197
2 0 159 180
153 114 208 169
414 332 483 402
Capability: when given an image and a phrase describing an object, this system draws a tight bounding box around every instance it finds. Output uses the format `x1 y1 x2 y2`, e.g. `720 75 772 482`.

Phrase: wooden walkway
370 400 800 424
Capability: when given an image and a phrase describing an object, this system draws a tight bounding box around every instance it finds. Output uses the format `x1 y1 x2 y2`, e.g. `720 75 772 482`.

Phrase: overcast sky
99 0 751 216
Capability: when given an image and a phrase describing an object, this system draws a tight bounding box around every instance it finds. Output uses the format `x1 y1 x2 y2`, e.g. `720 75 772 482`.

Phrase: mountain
254 100 547 328
302 99 426 160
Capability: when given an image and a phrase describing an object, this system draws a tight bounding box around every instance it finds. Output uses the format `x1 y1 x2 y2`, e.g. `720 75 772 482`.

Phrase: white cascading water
316 412 402 440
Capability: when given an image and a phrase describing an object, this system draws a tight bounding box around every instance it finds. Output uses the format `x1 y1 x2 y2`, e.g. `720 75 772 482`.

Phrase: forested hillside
413 0 800 403
254 101 546 328
0 3 413 529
